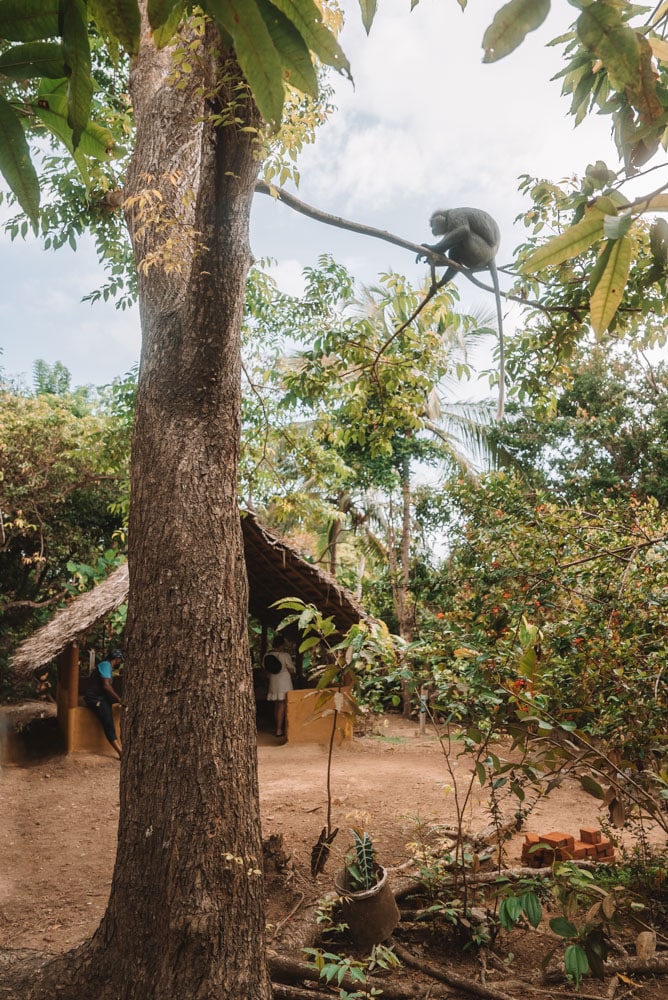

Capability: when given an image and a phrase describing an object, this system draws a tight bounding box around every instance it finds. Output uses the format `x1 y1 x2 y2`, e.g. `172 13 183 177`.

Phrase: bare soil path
1 706 665 998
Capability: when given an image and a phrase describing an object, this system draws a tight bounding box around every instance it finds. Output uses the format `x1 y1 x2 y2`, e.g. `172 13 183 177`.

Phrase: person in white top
263 634 295 738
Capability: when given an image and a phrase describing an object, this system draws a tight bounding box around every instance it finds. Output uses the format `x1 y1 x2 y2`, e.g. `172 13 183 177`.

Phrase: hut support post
56 643 80 751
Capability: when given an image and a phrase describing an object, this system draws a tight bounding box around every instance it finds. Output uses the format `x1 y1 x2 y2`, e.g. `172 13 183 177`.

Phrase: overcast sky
1 0 619 390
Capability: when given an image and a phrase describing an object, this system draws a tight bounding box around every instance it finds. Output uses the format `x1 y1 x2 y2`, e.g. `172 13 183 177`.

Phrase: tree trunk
387 459 415 716
30 9 271 999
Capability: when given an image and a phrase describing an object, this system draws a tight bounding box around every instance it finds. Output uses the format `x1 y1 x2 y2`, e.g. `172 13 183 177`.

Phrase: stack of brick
521 827 615 867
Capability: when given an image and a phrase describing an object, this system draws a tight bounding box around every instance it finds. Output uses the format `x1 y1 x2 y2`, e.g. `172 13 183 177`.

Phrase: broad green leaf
33 78 115 156
550 916 578 938
257 0 318 97
482 0 550 63
147 0 179 29
92 0 141 54
590 234 631 336
498 895 523 930
521 891 542 928
564 944 589 986
60 0 93 148
579 773 605 799
0 91 40 225
357 0 377 34
0 0 59 42
577 5 640 94
520 208 606 273
149 0 185 48
265 0 351 79
31 93 114 187
0 41 65 79
298 635 321 652
204 0 286 125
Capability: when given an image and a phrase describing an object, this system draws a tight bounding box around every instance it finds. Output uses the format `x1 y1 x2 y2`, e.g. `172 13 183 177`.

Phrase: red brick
580 827 602 845
524 832 541 845
564 841 590 860
595 840 613 856
542 832 575 851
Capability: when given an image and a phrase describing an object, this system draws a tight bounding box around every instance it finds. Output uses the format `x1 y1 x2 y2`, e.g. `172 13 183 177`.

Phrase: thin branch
253 182 586 321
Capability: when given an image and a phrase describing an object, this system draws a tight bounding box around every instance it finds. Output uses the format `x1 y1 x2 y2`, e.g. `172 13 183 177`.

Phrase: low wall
286 688 353 745
60 704 122 756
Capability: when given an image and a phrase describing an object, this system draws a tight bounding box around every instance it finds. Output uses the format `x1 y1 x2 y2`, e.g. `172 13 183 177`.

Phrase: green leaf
147 0 178 29
357 0 377 34
0 0 59 42
499 895 523 930
32 80 114 158
93 0 141 54
475 761 487 786
256 0 318 97
550 916 578 938
60 0 93 148
0 41 65 78
579 773 605 799
589 234 632 337
521 891 542 928
482 0 551 63
149 0 184 48
204 0 286 125
564 943 589 986
264 0 351 79
0 91 40 225
298 635 321 653
520 208 605 273
577 4 640 94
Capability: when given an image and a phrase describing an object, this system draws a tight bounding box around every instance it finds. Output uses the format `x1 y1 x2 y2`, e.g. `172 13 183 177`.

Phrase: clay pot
334 865 400 949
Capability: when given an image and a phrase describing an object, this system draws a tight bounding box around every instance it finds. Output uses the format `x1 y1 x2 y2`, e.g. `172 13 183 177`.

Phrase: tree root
268 954 424 998
393 861 600 902
391 941 519 1000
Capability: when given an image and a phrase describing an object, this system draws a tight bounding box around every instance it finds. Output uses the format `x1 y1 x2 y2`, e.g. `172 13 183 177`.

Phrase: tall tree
0 2 354 997
1 1 666 996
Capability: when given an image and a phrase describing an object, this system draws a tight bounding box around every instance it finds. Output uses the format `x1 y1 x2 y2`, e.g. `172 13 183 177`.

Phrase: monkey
417 207 505 419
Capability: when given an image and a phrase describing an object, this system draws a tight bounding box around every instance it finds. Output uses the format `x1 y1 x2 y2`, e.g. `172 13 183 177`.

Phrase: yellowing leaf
453 646 478 659
649 36 668 63
482 0 550 63
577 5 640 94
590 235 632 337
644 194 668 212
520 208 606 273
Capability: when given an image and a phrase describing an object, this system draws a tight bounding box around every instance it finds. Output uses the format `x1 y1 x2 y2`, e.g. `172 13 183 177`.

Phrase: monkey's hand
415 243 434 264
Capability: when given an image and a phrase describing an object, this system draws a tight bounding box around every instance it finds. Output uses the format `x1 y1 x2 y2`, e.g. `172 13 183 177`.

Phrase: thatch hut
10 512 366 753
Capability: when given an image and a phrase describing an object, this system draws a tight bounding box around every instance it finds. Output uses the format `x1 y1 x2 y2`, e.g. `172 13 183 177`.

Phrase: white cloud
3 1 628 387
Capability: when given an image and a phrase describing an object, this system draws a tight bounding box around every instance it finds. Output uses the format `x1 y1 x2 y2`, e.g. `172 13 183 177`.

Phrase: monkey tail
489 260 505 420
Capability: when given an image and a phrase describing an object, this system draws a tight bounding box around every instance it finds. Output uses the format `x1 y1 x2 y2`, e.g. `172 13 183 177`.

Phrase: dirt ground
1 703 666 998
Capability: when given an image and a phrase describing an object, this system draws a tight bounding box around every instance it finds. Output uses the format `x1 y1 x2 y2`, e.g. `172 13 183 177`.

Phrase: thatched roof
11 512 366 675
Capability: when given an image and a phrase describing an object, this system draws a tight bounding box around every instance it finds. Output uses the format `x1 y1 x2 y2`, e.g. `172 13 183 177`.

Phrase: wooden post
66 643 80 708
419 684 428 736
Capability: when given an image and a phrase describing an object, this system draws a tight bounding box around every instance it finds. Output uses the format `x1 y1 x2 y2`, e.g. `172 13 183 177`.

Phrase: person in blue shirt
84 648 124 758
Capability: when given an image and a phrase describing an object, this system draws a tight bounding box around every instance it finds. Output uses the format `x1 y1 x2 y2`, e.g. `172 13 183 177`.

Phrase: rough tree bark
29 8 272 999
